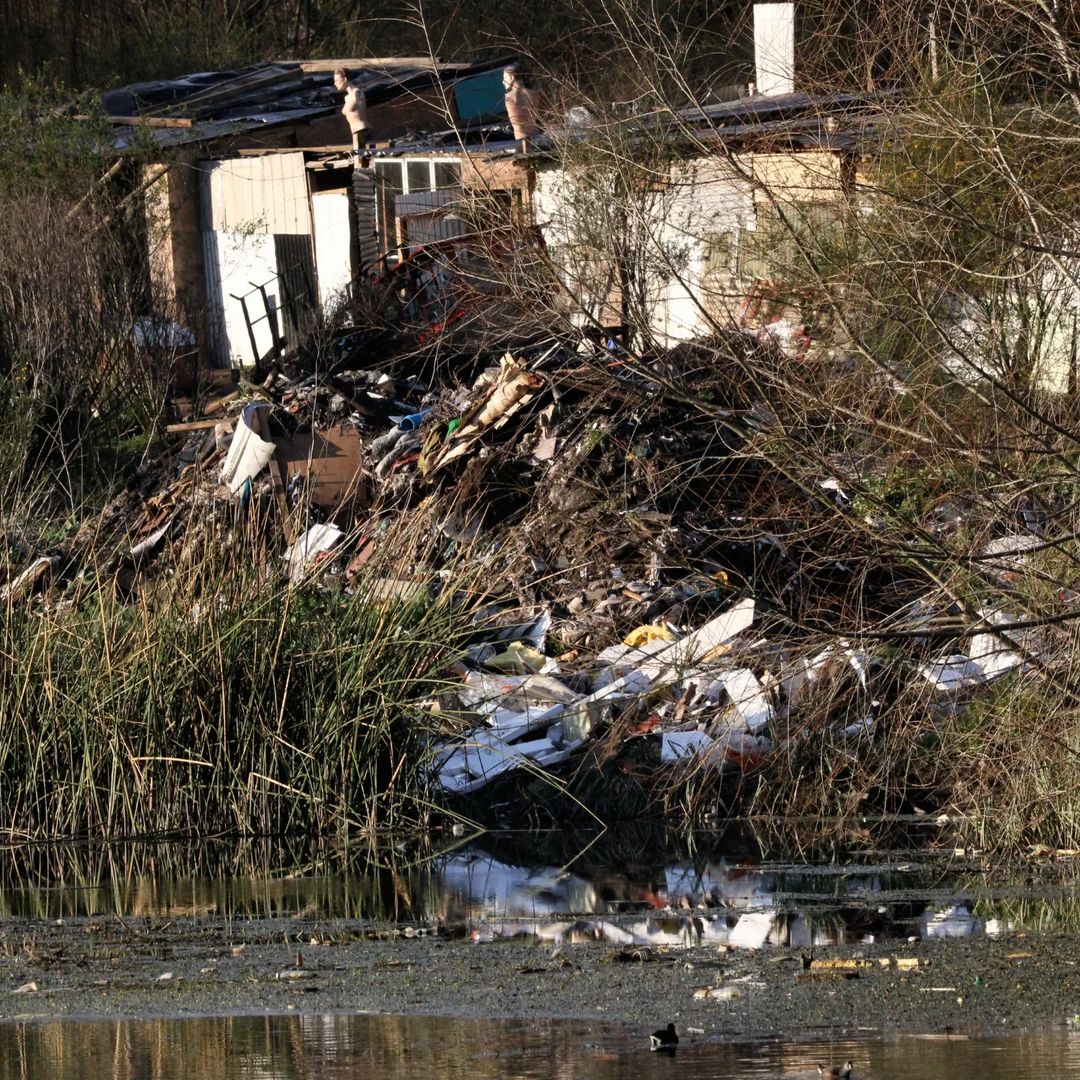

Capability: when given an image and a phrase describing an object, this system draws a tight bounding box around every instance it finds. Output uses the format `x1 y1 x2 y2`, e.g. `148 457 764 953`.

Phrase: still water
0 1015 1078 1079
0 832 1077 949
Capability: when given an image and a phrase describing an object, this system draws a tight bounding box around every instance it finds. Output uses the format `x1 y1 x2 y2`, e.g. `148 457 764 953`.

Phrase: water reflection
2 1016 1080 1079
0 834 1075 947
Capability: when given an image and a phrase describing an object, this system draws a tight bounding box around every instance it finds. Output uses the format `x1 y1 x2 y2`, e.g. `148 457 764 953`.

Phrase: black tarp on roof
103 57 511 122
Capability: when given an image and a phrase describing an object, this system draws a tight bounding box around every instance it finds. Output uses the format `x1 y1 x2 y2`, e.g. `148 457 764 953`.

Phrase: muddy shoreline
0 914 1073 1038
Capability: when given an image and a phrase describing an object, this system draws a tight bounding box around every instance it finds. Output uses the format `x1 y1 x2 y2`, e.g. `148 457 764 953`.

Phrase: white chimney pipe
754 3 795 96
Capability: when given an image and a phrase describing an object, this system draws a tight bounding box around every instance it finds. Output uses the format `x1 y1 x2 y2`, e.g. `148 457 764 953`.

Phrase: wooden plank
166 419 224 433
295 57 444 73
109 115 195 128
65 157 124 222
240 147 349 157
201 391 240 414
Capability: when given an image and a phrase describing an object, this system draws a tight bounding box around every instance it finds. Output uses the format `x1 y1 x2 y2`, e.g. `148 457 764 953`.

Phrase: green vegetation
0 534 469 839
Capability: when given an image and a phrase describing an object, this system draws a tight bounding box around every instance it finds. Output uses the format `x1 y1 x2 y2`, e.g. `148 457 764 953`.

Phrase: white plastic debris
434 734 573 794
434 599 760 794
286 523 344 582
560 668 655 743
648 598 756 674
967 608 1027 679
918 654 987 693
782 641 870 707
720 730 774 759
980 534 1041 583
220 404 276 495
967 636 1021 678
130 522 171 564
718 668 773 733
819 476 849 502
461 735 524 782
592 637 674 690
459 671 578 710
661 728 772 769
661 731 715 763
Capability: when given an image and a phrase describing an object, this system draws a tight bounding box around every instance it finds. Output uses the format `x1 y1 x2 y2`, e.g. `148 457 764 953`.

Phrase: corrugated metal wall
394 190 466 247
352 168 379 273
273 233 318 349
201 230 227 365
203 153 312 235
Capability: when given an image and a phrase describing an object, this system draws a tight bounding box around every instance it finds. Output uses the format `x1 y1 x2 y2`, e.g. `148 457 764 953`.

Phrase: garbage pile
0 326 1054 807
431 598 769 795
426 588 1041 795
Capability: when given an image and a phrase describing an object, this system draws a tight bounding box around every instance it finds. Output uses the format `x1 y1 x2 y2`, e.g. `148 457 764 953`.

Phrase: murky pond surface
1 829 1077 947
1 1014 1079 1079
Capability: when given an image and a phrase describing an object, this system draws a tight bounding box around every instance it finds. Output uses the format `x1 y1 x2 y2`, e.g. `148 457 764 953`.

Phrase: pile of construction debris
425 588 1038 796
430 599 769 795
0 327 1051 803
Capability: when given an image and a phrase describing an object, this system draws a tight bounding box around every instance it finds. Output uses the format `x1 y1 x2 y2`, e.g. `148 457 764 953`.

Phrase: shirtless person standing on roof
334 68 368 150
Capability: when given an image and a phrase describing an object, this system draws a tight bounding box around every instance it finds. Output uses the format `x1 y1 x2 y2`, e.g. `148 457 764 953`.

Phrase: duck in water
650 1023 678 1052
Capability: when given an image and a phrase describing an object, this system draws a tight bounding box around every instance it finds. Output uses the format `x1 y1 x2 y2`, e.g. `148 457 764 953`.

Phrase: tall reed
0 513 472 841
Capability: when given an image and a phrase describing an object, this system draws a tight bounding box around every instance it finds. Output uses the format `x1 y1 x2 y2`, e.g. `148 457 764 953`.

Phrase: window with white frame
373 158 461 256
373 157 461 194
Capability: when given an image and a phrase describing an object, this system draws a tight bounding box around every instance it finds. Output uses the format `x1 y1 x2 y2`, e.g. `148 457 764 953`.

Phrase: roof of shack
368 125 523 159
103 56 513 151
367 88 895 164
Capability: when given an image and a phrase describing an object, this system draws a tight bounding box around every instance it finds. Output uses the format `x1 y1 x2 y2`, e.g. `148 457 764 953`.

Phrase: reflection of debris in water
0 839 1059 946
922 903 980 938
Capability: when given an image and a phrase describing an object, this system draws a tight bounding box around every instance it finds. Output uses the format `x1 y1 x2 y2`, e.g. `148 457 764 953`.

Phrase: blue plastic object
397 409 432 432
453 69 507 123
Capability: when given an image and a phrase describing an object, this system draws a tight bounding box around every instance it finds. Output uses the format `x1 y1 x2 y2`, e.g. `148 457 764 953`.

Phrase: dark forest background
5 0 1064 99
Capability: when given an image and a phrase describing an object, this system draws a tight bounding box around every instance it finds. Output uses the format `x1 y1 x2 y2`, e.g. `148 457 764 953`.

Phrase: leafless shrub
0 192 168 516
